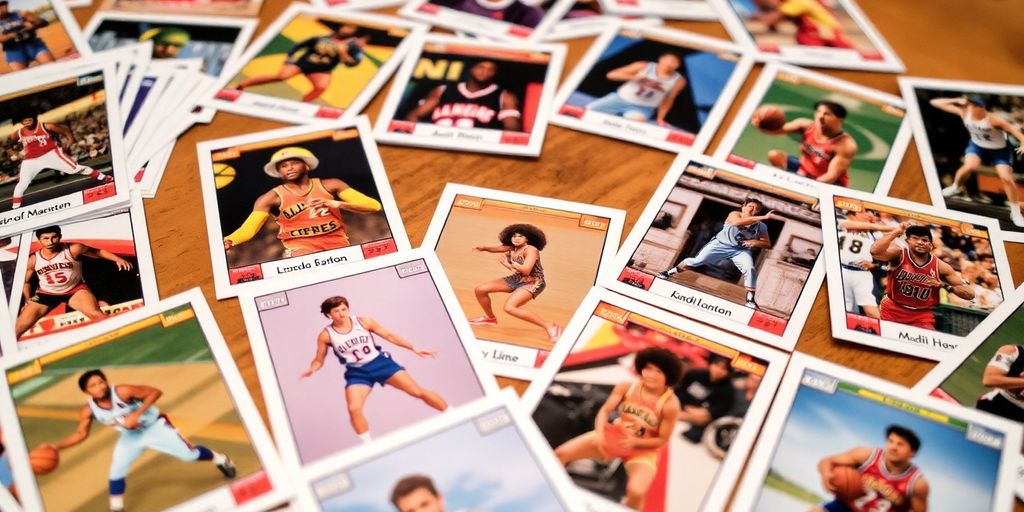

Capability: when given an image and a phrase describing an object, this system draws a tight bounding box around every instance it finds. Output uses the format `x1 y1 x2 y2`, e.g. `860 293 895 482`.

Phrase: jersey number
898 282 932 301
43 272 69 286
348 345 373 363
838 236 864 254
852 488 892 512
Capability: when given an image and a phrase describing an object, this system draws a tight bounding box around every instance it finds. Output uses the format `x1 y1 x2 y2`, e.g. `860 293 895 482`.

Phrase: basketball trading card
98 0 263 17
521 288 787 512
199 117 409 299
731 353 1021 512
542 4 661 42
714 63 911 195
399 0 573 43
239 250 501 504
899 78 1024 243
0 0 87 78
137 141 174 198
123 69 169 152
420 183 625 380
820 188 1014 361
708 0 903 72
551 24 752 154
0 288 294 512
0 62 130 238
209 5 426 125
374 35 565 158
599 0 715 20
601 154 824 352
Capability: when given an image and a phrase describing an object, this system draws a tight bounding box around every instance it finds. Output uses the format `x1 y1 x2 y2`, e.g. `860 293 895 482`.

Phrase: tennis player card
708 0 903 72
899 77 1024 243
820 188 1014 361
730 353 1021 512
551 23 752 154
421 183 625 381
601 154 824 351
521 288 787 512
399 0 573 43
0 288 293 512
714 63 910 194
209 5 426 125
0 0 87 78
238 250 500 501
599 0 715 20
374 35 565 157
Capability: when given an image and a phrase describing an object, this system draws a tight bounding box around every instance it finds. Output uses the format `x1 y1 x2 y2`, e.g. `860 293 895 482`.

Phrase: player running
300 296 449 443
754 100 858 187
554 347 682 511
586 52 687 127
222 146 383 259
0 0 55 72
658 198 776 309
41 369 237 512
15 225 133 340
750 0 855 49
976 344 1024 422
8 114 113 209
404 60 523 132
933 95 1024 227
837 209 896 319
869 223 975 330
811 425 929 512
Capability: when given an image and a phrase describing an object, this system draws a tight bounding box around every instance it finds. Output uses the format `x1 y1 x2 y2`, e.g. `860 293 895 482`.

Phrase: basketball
830 465 865 503
30 445 59 475
213 163 236 189
754 105 786 131
598 423 635 459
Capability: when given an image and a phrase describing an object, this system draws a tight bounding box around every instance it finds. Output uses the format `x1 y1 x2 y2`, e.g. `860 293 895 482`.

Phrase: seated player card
209 5 426 124
598 0 716 20
708 0 903 72
399 0 573 43
0 0 87 79
0 61 130 237
899 77 1024 243
714 62 910 194
0 288 293 512
421 183 625 380
820 188 1014 360
198 116 409 299
374 35 565 157
302 391 578 510
730 353 1022 512
551 23 753 153
521 288 787 512
601 154 824 351
238 250 500 498
97 0 264 17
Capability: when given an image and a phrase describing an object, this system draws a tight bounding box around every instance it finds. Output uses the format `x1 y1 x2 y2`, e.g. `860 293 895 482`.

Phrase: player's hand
38 443 58 452
656 119 670 128
618 436 639 451
921 275 944 288
412 347 438 358
114 258 133 271
121 412 141 430
223 239 234 252
498 256 513 269
897 221 912 234
741 240 759 248
822 471 838 493
762 210 776 220
1015 146 1024 157
299 368 315 379
472 245 486 251
308 197 338 210
853 259 873 270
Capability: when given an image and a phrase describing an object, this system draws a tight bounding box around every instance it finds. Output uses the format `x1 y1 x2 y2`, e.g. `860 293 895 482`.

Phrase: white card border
597 0 716 19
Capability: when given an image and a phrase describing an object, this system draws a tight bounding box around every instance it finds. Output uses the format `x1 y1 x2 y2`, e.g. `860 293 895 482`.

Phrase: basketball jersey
505 246 544 283
714 219 767 247
854 448 921 512
431 83 505 130
273 178 349 244
34 246 84 295
615 381 673 439
798 124 850 187
88 385 161 433
885 248 940 310
294 37 344 69
0 12 37 43
839 226 876 266
326 317 382 367
993 345 1024 406
781 0 840 34
616 62 682 108
18 123 57 159
963 114 1007 149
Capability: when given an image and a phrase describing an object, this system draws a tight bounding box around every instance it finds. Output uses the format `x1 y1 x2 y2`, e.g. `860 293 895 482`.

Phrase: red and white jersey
798 123 851 187
34 246 84 295
885 247 940 310
853 448 922 512
325 317 381 367
17 123 58 159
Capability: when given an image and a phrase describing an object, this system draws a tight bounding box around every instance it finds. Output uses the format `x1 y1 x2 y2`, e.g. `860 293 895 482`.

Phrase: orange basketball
30 445 59 475
830 466 865 503
598 423 634 459
754 105 786 131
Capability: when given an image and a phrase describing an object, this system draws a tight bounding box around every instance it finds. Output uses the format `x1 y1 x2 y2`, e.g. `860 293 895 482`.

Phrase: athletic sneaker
547 324 563 343
100 174 114 184
970 193 993 204
216 456 237 478
746 299 760 310
1011 207 1024 228
467 316 498 326
941 184 965 198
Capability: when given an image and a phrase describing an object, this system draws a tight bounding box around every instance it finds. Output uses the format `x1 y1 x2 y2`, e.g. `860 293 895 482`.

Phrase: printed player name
275 254 348 274
0 201 74 224
897 331 957 350
669 290 732 317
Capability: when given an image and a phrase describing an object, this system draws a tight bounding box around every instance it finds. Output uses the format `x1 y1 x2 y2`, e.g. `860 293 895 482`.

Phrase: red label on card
507 25 532 37
229 265 264 284
929 388 958 404
665 130 695 145
559 104 585 118
860 51 884 61
845 313 880 335
726 154 756 168
757 44 780 53
748 310 787 335
389 120 416 133
83 183 116 203
616 0 638 5
617 268 654 290
499 132 530 145
534 350 550 368
133 168 145 183
230 471 272 505
362 238 397 259
327 0 348 4
315 106 344 119
215 89 242 101
418 3 439 12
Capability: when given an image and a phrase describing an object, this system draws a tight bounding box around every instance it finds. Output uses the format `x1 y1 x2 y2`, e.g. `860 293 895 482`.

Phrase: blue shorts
0 453 11 488
822 500 853 512
344 352 404 388
965 141 1013 167
785 155 801 173
3 38 50 66
586 92 655 121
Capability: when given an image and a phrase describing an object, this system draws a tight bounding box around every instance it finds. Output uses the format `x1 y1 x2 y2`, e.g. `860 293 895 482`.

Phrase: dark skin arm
499 91 522 132
752 115 812 136
473 244 513 253
309 178 381 213
405 86 445 123
869 222 910 262
911 476 929 512
223 190 281 251
44 405 94 451
22 253 35 305
68 242 133 271
936 259 975 300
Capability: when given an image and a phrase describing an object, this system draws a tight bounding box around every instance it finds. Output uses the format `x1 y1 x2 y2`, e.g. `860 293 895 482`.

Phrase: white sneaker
941 184 964 198
1010 207 1024 228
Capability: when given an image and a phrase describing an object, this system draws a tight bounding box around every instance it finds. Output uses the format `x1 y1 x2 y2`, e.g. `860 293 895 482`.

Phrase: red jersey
17 123 58 159
273 178 349 257
852 448 922 512
885 247 940 310
798 123 851 187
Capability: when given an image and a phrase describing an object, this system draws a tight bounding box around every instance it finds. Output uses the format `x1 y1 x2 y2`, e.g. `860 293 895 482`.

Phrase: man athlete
404 60 522 132
933 95 1024 227
15 225 133 339
754 100 858 187
869 223 975 330
585 52 686 127
0 0 54 72
8 114 113 209
811 425 928 512
222 146 383 259
390 474 487 512
658 198 776 309
751 0 855 49
976 344 1024 422
139 26 191 59
837 209 896 320
42 369 236 512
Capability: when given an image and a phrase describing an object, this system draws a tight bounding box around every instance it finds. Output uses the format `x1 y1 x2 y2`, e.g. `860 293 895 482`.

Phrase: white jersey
326 317 381 367
33 246 84 294
616 62 681 108
963 114 1007 149
88 384 161 433
838 226 876 267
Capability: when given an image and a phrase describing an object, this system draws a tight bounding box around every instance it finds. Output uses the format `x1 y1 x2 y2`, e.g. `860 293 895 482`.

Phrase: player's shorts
586 92 656 122
0 453 12 488
289 57 337 76
582 427 660 471
109 415 201 480
976 391 1024 422
344 352 404 388
281 231 351 258
821 499 854 512
3 38 50 66
965 141 1013 167
31 283 90 308
879 296 935 330
842 267 877 310
503 275 546 297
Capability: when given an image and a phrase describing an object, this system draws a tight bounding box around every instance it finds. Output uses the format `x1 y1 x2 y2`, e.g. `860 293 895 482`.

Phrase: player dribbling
753 100 857 187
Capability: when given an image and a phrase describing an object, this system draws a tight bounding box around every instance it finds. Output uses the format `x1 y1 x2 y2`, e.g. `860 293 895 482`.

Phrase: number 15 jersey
326 317 382 367
34 247 84 295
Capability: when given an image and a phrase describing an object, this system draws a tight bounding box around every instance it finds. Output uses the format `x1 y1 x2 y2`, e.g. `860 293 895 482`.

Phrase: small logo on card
363 238 397 259
801 370 838 394
83 183 116 203
230 471 272 505
665 130 695 145
215 89 243 102
397 260 428 277
256 292 289 311
560 104 585 118
474 410 512 435
726 154 756 168
315 107 344 119
229 265 264 284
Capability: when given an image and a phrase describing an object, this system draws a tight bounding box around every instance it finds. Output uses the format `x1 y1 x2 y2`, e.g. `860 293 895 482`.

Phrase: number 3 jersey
885 247 940 310
326 317 383 367
853 448 922 512
34 246 84 295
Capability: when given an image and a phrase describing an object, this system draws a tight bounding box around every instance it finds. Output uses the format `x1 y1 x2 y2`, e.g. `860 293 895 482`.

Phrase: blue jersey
88 385 161 433
714 219 767 247
0 12 37 42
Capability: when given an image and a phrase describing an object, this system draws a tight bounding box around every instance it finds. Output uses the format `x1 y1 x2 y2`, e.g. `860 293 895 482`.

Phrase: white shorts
19 148 79 183
109 416 200 480
843 268 877 310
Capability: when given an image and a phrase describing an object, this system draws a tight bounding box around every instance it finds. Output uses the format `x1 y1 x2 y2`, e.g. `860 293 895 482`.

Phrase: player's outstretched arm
605 61 648 83
910 475 929 512
316 179 382 213
726 209 776 227
48 405 95 451
71 243 133 271
472 244 512 253
224 191 276 251
816 137 857 184
929 97 967 116
405 86 445 123
982 346 1024 390
816 446 872 492
869 223 908 261
656 78 687 127
938 260 975 300
360 317 436 358
753 115 811 135
990 115 1024 155
499 91 522 132
299 331 331 379
116 384 161 430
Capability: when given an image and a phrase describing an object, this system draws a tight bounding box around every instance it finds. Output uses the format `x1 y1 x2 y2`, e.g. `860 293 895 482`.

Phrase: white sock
358 432 372 443
110 495 125 511
212 451 227 465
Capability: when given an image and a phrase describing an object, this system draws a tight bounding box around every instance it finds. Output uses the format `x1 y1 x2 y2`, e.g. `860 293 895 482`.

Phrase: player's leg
767 150 792 169
943 151 982 197
28 40 54 65
301 72 332 102
660 240 723 278
11 157 47 208
730 250 759 308
3 46 29 71
553 431 605 465
586 92 630 116
622 105 656 123
502 287 561 340
344 384 373 440
14 300 54 338
49 148 111 183
469 278 514 324
107 434 146 512
143 418 236 478
68 287 108 322
851 272 880 319
236 63 303 89
385 370 448 412
994 163 1024 226
622 460 657 510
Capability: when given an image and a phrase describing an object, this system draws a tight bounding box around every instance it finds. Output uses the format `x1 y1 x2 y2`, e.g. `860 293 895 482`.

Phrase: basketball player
750 0 855 49
554 347 682 511
8 114 113 209
467 223 561 343
754 100 858 187
933 95 1024 227
657 198 776 309
139 26 191 59
810 425 928 512
15 225 133 339
389 474 487 512
586 52 687 127
403 60 523 131
41 369 237 512
222 146 383 259
837 210 896 319
300 296 449 443
430 0 543 28
975 344 1024 422
234 24 370 103
869 223 975 330
0 0 54 72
